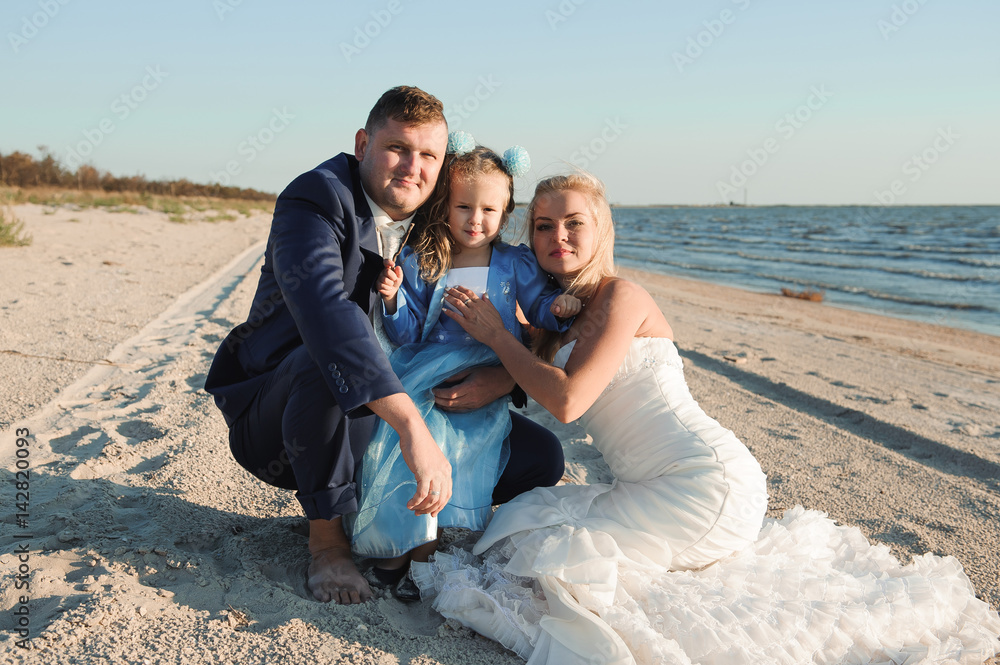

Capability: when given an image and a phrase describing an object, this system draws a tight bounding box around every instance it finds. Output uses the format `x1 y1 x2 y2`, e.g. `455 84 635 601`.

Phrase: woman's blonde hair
527 172 617 362
410 147 515 283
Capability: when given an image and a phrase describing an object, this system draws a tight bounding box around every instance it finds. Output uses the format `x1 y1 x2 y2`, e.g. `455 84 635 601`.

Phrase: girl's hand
551 293 582 318
442 286 507 345
377 259 403 313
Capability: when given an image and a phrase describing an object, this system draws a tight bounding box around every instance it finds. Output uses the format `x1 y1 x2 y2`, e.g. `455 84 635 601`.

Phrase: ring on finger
429 490 441 496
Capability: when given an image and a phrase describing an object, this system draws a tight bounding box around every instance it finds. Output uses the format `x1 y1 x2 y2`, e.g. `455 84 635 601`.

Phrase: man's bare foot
307 517 371 604
307 546 371 604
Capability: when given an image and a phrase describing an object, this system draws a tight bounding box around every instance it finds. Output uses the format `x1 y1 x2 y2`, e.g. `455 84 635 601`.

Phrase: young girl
346 136 580 596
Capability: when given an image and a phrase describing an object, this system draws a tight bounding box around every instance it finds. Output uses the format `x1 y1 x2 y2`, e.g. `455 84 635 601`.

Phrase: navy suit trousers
228 345 564 521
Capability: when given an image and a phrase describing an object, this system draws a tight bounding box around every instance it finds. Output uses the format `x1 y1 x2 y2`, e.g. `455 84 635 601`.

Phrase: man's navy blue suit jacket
205 153 404 425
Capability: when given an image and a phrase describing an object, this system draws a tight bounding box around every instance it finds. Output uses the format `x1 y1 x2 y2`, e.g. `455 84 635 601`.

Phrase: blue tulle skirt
347 341 511 558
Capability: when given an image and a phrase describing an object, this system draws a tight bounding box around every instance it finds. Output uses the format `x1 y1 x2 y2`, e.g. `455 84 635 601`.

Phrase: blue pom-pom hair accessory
447 131 476 155
448 131 531 178
501 146 531 178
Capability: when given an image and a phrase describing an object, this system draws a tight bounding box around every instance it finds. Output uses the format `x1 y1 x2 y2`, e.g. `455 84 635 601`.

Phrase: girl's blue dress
346 242 570 558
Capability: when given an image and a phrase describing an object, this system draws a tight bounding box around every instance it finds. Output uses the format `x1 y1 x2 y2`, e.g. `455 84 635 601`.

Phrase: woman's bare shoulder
593 277 654 305
595 277 673 338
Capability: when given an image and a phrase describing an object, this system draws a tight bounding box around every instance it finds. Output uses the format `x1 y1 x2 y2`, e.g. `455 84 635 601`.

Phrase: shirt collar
362 189 414 233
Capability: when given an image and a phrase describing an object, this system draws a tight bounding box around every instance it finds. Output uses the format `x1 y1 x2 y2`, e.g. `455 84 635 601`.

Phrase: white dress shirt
363 191 413 261
362 190 415 355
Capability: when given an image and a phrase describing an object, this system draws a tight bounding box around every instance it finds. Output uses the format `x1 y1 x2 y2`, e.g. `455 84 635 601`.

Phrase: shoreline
617 265 1000 372
620 260 1000 340
2 205 998 663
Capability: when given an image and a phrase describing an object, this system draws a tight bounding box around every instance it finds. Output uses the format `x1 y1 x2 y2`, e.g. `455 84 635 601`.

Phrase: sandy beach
2 203 998 664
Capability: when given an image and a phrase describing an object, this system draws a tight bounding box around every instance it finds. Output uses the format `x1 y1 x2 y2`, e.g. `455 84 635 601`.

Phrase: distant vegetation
1 147 274 200
0 147 276 224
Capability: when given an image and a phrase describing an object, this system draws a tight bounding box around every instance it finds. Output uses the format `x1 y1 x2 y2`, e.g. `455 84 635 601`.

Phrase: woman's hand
442 286 508 345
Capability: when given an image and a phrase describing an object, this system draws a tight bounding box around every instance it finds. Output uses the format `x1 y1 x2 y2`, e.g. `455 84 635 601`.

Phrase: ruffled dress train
412 337 1000 664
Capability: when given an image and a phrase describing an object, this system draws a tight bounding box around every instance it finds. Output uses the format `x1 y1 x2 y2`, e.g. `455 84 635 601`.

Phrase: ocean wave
612 207 1000 333
781 243 994 258
616 255 744 275
956 257 1000 268
640 246 999 283
737 252 998 283
899 243 993 253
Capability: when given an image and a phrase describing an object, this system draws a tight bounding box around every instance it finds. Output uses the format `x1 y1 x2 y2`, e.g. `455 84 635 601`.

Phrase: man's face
355 118 448 221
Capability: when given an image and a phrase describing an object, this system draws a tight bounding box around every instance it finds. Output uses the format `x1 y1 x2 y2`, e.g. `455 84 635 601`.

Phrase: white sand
1 204 998 664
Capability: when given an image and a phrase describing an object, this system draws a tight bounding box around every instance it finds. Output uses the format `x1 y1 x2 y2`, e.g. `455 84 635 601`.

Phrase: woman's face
531 189 596 282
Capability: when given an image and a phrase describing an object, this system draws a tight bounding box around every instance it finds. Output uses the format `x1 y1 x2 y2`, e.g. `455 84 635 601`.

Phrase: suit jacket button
336 378 345 386
339 386 349 393
328 363 337 372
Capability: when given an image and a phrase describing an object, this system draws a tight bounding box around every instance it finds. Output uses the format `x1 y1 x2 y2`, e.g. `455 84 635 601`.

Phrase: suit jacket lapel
350 159 379 256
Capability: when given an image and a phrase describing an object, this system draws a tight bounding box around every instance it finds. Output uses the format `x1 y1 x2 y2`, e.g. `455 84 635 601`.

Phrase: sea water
609 206 1000 337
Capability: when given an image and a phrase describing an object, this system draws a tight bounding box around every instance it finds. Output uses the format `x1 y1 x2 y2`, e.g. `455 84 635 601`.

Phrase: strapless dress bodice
553 337 748 486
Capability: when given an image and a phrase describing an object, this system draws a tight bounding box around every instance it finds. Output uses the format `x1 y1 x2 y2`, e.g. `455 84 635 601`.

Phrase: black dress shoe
363 563 407 591
393 570 421 603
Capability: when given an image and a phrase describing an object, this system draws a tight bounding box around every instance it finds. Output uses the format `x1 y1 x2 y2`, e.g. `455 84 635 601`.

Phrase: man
205 86 564 604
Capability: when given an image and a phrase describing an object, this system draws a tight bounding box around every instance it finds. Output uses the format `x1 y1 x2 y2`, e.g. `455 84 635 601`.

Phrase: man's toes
307 573 333 603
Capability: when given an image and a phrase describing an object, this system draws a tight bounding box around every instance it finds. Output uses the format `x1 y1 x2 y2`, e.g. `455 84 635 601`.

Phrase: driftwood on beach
780 287 824 302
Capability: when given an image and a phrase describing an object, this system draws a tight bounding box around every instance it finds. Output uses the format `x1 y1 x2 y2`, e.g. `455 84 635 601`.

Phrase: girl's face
447 172 509 252
531 189 597 281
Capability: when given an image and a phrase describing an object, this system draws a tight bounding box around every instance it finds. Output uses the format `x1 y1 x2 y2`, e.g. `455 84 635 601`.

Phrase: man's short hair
364 86 446 135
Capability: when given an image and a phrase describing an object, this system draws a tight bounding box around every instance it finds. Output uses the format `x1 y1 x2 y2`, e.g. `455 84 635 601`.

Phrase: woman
412 173 1000 665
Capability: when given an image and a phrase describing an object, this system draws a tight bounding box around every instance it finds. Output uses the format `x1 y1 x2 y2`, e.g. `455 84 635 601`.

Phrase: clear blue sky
3 0 997 205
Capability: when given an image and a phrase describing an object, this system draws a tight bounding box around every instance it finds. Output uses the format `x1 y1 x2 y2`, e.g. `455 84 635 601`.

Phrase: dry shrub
0 206 31 246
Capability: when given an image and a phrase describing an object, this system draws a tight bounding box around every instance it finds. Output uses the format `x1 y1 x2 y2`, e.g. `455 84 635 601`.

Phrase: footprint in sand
116 419 166 443
379 596 444 636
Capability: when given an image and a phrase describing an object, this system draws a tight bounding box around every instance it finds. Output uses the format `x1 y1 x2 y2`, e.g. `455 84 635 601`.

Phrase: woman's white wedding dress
412 337 1000 665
